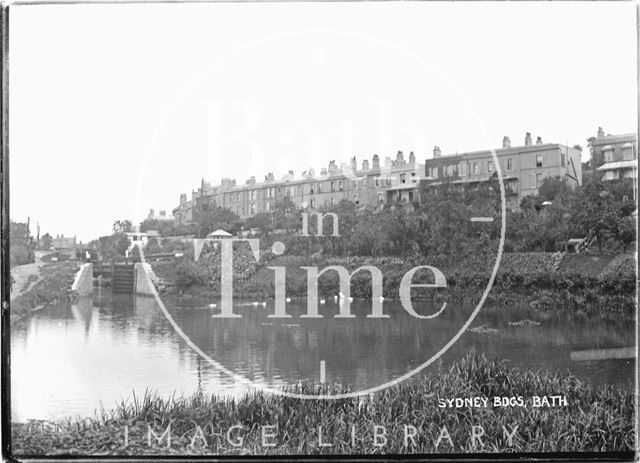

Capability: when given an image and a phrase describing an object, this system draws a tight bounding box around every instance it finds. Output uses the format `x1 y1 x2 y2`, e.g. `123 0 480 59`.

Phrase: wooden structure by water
93 258 138 294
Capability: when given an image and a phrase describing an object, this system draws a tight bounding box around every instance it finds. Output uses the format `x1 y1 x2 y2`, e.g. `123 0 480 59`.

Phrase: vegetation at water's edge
11 355 635 456
151 250 636 318
10 261 80 322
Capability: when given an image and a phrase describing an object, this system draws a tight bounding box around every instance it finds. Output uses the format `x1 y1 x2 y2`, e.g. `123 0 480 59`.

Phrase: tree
40 233 52 250
173 260 207 297
113 220 132 234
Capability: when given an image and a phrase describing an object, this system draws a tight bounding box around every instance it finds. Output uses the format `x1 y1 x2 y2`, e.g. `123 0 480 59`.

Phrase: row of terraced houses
172 129 636 223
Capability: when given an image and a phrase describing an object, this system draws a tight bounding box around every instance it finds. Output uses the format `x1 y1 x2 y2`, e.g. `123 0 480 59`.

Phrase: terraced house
423 133 583 210
173 151 425 223
588 127 637 182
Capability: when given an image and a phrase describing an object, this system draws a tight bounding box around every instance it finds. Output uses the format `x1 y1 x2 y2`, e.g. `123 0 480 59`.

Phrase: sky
9 1 637 242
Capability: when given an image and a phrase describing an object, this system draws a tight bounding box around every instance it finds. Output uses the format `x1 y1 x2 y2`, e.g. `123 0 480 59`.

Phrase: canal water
11 288 635 422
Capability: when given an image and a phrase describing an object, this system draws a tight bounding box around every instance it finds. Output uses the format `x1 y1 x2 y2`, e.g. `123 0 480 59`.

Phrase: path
10 251 47 301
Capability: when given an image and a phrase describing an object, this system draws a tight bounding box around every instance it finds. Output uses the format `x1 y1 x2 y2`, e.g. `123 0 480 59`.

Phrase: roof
596 160 637 171
207 229 233 237
427 143 572 163
590 133 637 146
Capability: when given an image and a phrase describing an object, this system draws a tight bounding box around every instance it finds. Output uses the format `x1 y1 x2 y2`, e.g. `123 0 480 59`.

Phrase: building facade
173 152 424 223
589 127 637 182
423 133 582 210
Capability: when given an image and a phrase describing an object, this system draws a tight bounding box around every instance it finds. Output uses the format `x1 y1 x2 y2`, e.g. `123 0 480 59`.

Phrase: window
604 150 613 163
411 172 417 182
266 201 271 211
536 173 543 188
487 160 494 173
310 186 314 194
560 153 566 167
378 192 384 203
507 158 513 171
459 162 468 177
317 183 322 193
472 162 479 175
338 180 343 191
310 199 316 208
408 191 414 202
250 204 256 215
430 167 438 179
623 144 634 160
375 177 380 187
353 193 359 205
330 181 335 192
400 174 406 184
536 155 543 167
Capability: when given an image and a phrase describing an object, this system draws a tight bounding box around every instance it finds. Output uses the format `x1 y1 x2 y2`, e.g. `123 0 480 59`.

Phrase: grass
11 355 636 456
10 261 80 322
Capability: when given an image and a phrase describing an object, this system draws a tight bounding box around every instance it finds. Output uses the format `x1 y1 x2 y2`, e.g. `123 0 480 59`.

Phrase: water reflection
10 289 635 421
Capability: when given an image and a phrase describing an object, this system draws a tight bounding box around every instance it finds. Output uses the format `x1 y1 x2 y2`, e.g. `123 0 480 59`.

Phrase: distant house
147 208 174 221
125 231 149 246
51 235 76 257
589 127 637 182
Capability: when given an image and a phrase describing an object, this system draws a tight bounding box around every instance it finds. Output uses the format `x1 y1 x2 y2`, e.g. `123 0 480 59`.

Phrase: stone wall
71 263 93 297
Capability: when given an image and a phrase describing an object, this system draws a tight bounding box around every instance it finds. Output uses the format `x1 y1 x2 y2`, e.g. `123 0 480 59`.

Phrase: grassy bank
11 355 635 456
152 251 636 317
10 261 80 322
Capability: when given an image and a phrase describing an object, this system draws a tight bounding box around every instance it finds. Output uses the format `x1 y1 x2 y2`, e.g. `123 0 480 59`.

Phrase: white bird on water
285 297 292 303
320 299 326 305
261 301 267 307
208 303 217 308
333 295 338 303
252 302 259 307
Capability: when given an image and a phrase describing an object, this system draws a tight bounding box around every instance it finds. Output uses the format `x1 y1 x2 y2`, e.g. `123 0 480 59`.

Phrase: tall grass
12 355 635 456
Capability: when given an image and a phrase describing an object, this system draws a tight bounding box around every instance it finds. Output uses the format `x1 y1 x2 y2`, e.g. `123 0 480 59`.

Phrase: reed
12 355 635 456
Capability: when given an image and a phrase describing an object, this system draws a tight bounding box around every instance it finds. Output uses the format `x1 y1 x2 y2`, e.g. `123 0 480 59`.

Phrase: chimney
265 172 275 182
409 151 416 163
536 136 543 145
320 167 328 176
372 154 380 169
350 156 357 171
525 132 532 146
597 127 605 138
433 146 442 158
160 210 166 217
396 150 405 164
149 208 154 217
246 176 256 185
362 159 370 170
384 156 392 168
328 160 337 173
502 136 511 149
308 167 316 178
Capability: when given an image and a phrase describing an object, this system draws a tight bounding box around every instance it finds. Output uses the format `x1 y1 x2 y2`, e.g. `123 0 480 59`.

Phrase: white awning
596 160 637 171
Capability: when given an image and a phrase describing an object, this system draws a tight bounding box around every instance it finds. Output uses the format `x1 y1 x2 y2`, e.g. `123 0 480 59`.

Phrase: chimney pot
433 146 442 158
502 136 511 149
536 136 542 145
525 132 532 146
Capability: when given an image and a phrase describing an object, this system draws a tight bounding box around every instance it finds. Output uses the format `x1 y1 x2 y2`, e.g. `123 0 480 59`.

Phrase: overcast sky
9 2 637 242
